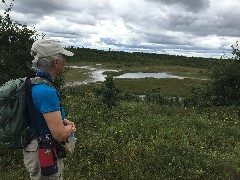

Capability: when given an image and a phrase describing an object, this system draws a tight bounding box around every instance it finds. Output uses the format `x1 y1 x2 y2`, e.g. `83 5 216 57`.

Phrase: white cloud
0 0 239 58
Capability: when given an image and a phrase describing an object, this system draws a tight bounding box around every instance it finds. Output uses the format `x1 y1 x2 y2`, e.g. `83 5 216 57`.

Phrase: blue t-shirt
28 83 66 135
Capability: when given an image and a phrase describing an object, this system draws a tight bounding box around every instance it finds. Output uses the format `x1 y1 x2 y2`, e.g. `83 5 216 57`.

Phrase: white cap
31 39 74 58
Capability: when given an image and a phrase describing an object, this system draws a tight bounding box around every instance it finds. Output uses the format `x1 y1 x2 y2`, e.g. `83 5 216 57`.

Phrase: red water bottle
38 135 58 176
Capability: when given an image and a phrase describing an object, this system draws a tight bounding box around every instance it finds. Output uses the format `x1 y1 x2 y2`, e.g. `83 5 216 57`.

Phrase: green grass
64 62 208 97
61 96 240 179
114 78 206 97
64 67 92 82
2 92 240 179
65 78 206 97
0 150 29 179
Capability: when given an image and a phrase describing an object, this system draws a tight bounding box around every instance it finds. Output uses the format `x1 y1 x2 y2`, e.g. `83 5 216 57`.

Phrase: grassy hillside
1 92 240 179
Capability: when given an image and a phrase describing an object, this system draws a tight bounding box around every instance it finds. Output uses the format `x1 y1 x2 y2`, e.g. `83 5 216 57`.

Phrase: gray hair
31 53 64 71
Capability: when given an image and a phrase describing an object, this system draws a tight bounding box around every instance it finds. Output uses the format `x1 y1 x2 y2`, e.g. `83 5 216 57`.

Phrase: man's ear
52 58 58 67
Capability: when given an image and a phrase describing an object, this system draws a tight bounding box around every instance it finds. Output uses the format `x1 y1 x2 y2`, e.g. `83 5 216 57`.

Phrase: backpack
0 76 54 150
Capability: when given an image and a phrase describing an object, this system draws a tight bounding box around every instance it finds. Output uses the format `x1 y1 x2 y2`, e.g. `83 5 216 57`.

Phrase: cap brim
61 49 74 56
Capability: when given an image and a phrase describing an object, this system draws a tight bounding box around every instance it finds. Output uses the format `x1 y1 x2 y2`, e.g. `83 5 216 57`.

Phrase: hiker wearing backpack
23 39 76 180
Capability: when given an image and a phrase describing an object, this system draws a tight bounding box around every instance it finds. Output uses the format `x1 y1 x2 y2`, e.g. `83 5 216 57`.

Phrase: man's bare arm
44 111 74 142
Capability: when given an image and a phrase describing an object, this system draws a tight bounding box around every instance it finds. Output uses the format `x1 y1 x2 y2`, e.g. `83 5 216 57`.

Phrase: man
23 39 76 180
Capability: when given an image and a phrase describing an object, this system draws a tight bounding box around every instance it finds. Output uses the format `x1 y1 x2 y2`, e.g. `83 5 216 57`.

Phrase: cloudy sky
1 0 240 58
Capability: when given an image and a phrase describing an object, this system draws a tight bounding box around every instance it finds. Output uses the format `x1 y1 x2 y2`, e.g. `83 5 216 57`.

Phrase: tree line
67 47 216 69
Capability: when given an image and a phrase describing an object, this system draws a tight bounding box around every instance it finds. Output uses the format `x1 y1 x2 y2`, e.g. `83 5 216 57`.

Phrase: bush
145 88 169 105
93 76 121 108
209 59 240 106
186 42 240 107
0 1 38 85
184 84 213 107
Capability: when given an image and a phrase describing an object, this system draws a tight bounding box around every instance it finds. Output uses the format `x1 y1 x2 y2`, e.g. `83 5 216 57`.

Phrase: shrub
0 1 39 85
93 76 121 108
186 41 240 107
145 88 168 105
209 59 240 106
184 84 213 107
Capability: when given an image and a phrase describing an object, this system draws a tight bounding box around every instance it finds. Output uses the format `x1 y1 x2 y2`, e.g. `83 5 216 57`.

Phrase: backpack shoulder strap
25 77 40 137
30 77 55 89
25 76 56 137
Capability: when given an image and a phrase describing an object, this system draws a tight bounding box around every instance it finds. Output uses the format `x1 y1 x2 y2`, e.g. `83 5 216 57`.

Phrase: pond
65 65 188 86
115 72 186 79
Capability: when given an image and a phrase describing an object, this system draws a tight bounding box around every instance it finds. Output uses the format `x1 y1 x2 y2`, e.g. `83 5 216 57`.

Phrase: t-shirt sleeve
32 84 60 113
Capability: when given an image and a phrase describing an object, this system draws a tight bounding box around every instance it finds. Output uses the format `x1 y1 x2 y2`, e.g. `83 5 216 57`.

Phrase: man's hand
64 119 76 132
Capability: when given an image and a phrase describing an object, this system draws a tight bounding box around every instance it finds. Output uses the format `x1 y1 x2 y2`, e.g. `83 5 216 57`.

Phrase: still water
115 72 185 79
65 65 187 86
